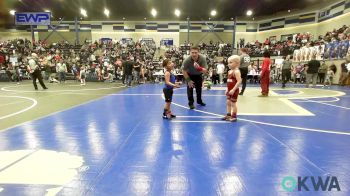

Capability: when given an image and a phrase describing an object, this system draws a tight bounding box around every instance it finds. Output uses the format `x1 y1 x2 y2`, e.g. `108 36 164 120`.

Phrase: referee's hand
188 80 195 88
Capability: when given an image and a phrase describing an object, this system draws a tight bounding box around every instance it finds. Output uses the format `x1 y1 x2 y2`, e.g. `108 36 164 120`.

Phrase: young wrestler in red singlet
222 55 242 122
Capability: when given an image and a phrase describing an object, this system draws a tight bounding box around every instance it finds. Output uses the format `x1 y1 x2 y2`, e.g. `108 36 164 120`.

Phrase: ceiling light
151 8 157 17
104 8 110 17
9 10 16 16
175 9 181 17
246 10 253 16
80 8 87 17
288 10 291 13
210 10 217 16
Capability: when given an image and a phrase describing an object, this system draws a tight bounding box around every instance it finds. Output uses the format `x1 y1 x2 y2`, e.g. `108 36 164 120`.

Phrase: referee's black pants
187 74 203 106
239 67 248 94
32 69 47 90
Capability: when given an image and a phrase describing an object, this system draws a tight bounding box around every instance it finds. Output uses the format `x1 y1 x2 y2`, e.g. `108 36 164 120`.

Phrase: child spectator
80 65 86 86
324 67 335 87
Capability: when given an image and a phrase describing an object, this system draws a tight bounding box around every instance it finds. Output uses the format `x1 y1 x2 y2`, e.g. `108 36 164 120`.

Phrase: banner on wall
140 38 153 41
160 39 174 46
15 12 51 26
139 38 155 45
100 38 112 44
120 38 133 45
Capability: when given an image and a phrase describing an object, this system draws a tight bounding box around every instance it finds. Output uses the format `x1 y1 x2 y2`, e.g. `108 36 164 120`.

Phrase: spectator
216 60 225 84
318 61 327 84
306 55 320 88
324 67 335 87
123 56 134 87
339 62 348 86
281 55 293 88
56 59 67 83
133 58 141 84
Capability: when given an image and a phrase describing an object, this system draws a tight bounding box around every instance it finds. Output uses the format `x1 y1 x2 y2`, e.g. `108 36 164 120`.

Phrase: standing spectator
123 56 134 87
281 55 293 88
318 61 327 84
239 38 245 49
347 62 350 85
239 48 250 95
339 62 349 86
5 62 14 82
306 55 320 88
140 61 146 84
80 65 86 86
324 67 335 87
115 57 123 79
264 38 270 46
259 51 271 97
216 60 225 84
182 46 208 109
294 63 304 83
0 52 5 66
56 59 67 83
133 58 141 84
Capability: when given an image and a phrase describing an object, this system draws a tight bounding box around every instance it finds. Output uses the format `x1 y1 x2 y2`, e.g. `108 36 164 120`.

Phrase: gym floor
0 81 349 195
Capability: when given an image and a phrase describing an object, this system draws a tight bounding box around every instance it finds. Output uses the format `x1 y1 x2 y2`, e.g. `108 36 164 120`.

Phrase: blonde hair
228 55 240 63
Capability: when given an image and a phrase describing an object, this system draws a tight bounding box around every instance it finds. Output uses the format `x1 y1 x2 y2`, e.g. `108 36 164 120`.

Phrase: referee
182 46 208 109
239 48 250 95
28 53 48 90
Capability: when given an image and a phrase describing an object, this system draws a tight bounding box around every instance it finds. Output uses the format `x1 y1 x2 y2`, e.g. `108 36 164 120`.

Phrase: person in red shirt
222 55 242 122
259 51 271 97
0 53 5 65
264 38 270 46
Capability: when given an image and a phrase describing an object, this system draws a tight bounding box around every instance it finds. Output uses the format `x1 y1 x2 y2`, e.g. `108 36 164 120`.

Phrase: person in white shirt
216 61 225 84
56 59 67 83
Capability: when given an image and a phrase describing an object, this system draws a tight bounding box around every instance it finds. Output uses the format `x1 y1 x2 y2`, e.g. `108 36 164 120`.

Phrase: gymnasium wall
254 24 319 42
254 12 350 42
0 31 32 42
254 0 350 42
0 0 349 45
179 32 233 45
37 32 92 45
317 11 350 36
91 32 180 47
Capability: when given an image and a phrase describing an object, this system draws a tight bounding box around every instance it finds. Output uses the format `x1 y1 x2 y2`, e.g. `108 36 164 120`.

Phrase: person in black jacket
306 55 320 88
123 56 134 87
